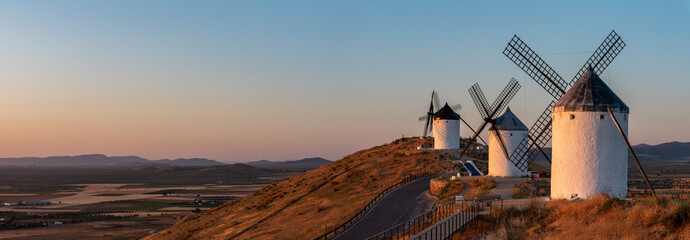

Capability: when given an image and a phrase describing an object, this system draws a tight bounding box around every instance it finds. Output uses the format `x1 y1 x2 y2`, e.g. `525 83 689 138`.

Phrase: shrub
642 195 671 208
660 204 690 230
597 196 626 213
316 206 329 212
512 182 536 199
392 152 406 157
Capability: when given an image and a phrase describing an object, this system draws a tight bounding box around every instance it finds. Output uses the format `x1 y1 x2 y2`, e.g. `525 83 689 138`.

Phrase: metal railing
365 196 502 240
409 203 482 240
364 202 468 240
313 172 434 240
457 195 503 213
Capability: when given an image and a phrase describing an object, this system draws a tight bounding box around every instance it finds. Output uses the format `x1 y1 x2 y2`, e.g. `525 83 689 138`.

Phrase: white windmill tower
550 66 629 198
432 103 461 149
503 30 656 198
419 91 484 150
488 107 529 177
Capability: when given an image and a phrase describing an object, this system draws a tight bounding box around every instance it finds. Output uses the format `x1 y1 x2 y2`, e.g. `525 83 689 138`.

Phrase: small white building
488 107 529 177
551 66 629 199
432 103 461 149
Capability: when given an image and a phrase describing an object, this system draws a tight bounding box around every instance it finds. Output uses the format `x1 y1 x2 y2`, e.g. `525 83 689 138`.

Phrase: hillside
146 137 446 240
246 157 332 171
0 154 226 167
152 158 227 166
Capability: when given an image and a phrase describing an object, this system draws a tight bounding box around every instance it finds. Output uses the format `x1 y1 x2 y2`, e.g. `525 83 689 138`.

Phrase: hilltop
146 137 447 240
246 157 332 171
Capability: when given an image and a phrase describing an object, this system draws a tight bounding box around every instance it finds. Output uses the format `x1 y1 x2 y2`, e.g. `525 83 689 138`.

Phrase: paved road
333 178 435 240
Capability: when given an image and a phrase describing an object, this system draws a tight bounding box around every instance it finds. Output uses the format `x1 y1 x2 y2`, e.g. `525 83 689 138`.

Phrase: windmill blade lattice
489 78 520 117
503 35 568 99
509 101 555 171
569 30 626 86
504 30 626 171
468 84 491 120
419 90 438 137
432 91 441 112
451 103 462 112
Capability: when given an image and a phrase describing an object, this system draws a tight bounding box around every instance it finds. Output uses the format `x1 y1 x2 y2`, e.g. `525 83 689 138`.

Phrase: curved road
333 178 435 240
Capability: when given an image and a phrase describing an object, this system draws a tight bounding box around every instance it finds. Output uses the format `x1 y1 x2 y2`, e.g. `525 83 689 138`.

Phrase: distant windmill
417 91 462 136
457 79 521 162
503 30 655 198
418 91 487 145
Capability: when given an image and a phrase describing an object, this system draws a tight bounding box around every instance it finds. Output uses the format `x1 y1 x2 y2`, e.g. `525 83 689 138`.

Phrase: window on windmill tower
600 114 605 120
624 114 627 121
570 114 575 120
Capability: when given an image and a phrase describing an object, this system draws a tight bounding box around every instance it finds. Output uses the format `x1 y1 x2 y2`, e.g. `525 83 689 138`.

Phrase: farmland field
0 165 298 239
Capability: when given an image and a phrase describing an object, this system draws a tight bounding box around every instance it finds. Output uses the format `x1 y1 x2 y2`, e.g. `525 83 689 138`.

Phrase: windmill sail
457 79 521 162
503 30 626 171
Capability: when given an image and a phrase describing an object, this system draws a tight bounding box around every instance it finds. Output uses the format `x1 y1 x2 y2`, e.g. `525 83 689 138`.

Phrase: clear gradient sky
1 1 689 162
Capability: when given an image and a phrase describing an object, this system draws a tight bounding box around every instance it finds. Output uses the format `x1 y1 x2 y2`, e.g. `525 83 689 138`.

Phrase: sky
1 1 689 162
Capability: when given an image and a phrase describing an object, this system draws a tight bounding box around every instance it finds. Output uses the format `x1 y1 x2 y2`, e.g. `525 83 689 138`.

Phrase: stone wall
430 178 450 196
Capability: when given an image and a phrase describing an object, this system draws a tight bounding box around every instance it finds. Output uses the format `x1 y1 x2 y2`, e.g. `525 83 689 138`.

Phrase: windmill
502 30 625 171
457 78 521 161
503 30 655 196
417 91 469 138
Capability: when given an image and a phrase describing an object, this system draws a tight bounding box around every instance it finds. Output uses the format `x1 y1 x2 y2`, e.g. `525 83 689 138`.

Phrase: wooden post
607 107 656 197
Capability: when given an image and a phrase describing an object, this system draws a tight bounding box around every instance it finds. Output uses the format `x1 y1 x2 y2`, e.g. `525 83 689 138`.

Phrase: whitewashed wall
488 130 528 177
551 111 628 199
433 119 460 149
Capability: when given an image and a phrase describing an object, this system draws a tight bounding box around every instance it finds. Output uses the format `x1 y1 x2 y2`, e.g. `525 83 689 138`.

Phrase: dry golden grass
463 177 497 200
145 137 447 240
454 195 690 240
512 180 549 199
434 180 466 204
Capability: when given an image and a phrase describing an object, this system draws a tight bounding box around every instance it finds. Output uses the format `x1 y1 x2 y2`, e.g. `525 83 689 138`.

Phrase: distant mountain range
0 154 226 167
533 141 690 167
632 141 690 161
0 154 333 170
246 157 332 171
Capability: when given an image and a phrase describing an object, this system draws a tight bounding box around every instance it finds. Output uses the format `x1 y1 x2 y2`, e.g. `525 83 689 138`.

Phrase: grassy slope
146 137 446 240
455 195 690 240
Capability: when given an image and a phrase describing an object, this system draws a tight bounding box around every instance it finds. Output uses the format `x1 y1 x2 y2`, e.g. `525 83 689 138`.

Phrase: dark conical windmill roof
554 66 629 113
434 103 460 120
489 107 528 131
